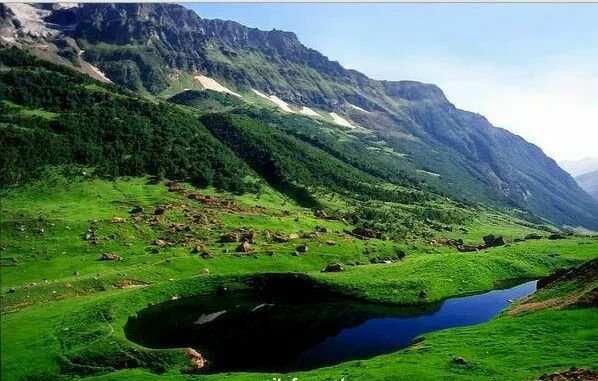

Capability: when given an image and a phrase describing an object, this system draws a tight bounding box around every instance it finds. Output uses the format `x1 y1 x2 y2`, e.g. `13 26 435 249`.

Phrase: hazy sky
186 3 598 162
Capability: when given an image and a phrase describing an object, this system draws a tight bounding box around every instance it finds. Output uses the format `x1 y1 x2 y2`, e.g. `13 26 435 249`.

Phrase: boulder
482 234 505 248
110 217 125 224
419 290 428 298
186 348 206 370
326 240 336 246
236 242 253 253
296 243 309 253
153 207 165 215
200 251 213 259
322 263 343 272
395 250 407 260
452 357 466 365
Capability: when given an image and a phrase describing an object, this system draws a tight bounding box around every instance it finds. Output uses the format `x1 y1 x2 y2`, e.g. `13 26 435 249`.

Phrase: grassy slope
1 176 597 381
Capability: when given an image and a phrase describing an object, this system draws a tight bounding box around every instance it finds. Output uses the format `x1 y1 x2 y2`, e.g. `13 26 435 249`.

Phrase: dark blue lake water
126 279 537 373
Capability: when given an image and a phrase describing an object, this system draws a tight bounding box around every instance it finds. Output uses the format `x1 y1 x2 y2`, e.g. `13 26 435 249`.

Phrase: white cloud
356 56 598 162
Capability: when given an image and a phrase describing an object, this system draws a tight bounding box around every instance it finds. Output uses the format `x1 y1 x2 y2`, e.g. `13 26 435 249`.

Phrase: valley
0 3 597 381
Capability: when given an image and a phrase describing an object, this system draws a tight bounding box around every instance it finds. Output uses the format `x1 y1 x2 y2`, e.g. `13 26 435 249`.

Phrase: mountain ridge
1 2 597 229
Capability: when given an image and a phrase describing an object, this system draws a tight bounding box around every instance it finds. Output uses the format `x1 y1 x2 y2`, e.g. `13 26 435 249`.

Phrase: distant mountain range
560 157 598 177
575 170 598 202
1 2 597 229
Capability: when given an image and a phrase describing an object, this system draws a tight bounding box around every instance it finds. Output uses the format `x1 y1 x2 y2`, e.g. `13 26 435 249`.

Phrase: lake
125 279 537 373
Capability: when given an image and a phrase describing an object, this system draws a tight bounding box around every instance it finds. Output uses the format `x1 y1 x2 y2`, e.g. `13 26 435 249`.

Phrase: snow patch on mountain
330 112 355 128
299 106 320 117
85 63 112 83
348 103 369 113
252 89 294 113
194 74 241 97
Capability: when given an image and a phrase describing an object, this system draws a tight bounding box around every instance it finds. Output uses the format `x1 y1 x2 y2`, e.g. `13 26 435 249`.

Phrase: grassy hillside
0 47 254 191
1 45 597 381
1 174 597 381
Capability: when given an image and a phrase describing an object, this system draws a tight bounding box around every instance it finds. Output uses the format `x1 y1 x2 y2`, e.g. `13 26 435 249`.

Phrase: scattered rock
100 252 121 261
315 225 328 233
193 213 209 225
322 263 343 272
191 245 204 254
538 367 598 380
200 251 213 259
188 193 236 208
525 233 542 240
419 290 428 298
273 234 289 243
287 233 299 240
433 238 463 247
7 287 16 293
456 244 480 253
153 207 165 215
314 209 329 218
220 232 240 243
352 227 382 239
129 206 144 214
241 229 257 243
110 217 125 224
153 239 169 247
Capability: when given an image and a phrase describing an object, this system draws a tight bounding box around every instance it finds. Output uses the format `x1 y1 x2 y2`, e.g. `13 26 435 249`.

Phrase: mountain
1 2 598 229
576 170 598 201
560 157 598 178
